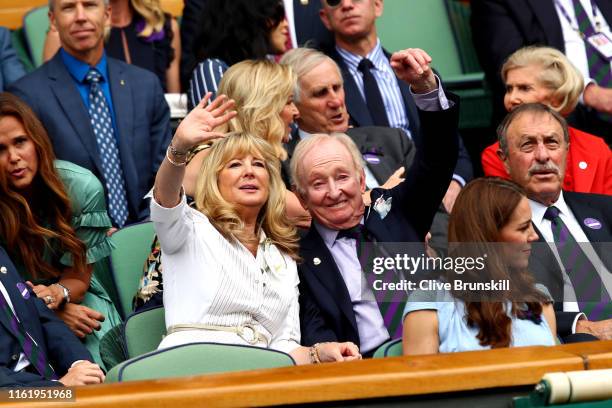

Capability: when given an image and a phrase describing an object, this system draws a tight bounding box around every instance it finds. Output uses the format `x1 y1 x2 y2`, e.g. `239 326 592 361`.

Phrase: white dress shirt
529 192 612 318
151 194 301 354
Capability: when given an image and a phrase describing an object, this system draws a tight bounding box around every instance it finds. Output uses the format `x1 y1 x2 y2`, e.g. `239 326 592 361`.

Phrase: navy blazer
324 46 473 183
529 191 612 339
7 52 172 225
298 96 460 347
0 247 92 388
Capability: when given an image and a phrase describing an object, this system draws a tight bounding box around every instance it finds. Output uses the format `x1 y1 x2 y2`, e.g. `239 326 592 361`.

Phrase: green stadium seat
109 221 156 318
377 0 492 129
373 338 403 358
10 28 34 73
124 306 166 358
23 6 49 68
105 342 296 382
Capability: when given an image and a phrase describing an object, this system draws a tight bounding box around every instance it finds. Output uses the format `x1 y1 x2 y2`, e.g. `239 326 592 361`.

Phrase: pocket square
373 196 392 219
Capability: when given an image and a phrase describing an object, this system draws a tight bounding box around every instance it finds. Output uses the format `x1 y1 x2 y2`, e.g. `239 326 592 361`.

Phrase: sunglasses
324 0 364 9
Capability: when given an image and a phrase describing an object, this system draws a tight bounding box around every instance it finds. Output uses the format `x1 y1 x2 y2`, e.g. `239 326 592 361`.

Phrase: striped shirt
187 58 229 109
336 40 412 139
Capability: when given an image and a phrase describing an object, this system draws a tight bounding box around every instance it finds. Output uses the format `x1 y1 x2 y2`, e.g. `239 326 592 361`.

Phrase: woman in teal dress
403 178 557 355
0 93 121 369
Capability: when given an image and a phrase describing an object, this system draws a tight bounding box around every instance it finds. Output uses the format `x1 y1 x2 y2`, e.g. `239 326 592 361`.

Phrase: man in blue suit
0 27 25 92
290 48 459 356
8 0 172 226
318 0 472 214
0 246 104 388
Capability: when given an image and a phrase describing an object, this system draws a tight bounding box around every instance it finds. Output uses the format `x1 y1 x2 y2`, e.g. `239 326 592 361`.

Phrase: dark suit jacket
298 95 460 347
0 247 92 388
284 126 416 187
529 191 612 338
8 52 172 224
471 0 612 126
324 46 473 183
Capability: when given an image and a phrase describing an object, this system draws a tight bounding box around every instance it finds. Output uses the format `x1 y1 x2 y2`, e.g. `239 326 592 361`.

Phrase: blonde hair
131 0 166 37
290 133 364 197
280 47 342 103
194 132 299 259
217 60 296 161
501 46 583 116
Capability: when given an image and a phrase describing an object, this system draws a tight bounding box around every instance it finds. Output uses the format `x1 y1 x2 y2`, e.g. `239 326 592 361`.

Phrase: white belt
166 323 269 346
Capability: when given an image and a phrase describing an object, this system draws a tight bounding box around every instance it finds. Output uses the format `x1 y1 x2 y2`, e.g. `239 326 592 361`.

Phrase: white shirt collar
528 191 569 225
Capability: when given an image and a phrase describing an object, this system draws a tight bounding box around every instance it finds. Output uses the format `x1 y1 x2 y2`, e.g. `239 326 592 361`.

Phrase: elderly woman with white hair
481 46 612 195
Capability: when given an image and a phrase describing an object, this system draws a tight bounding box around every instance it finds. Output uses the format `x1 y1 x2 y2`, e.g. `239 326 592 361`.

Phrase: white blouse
150 194 301 353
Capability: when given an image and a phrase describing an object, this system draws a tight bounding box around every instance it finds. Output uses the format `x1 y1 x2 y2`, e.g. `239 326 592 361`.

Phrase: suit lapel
564 192 609 243
0 262 39 341
301 228 358 333
328 48 373 127
526 0 565 50
47 54 104 176
107 60 138 216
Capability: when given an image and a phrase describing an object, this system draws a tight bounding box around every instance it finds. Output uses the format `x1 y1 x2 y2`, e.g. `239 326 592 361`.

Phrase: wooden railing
0 0 183 30
4 341 612 408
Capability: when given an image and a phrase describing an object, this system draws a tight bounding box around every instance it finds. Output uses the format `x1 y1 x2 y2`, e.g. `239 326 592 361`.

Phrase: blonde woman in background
44 0 181 92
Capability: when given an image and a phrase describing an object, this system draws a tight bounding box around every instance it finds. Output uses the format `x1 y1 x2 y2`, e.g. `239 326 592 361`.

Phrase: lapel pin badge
120 79 126 86
16 282 30 299
0 266 6 274
579 161 588 170
313 257 321 266
300 0 309 5
583 218 602 230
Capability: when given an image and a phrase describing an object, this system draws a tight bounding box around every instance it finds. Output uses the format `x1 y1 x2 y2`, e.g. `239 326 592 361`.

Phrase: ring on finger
44 295 53 304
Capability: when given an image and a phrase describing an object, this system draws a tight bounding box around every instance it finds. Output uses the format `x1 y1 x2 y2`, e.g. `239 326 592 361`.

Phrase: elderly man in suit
8 0 171 227
318 0 472 213
280 47 414 206
497 103 612 342
471 0 612 144
0 246 104 388
290 47 459 356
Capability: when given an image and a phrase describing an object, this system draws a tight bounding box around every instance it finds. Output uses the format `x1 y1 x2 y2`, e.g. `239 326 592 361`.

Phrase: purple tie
543 206 611 320
340 226 406 339
0 290 58 379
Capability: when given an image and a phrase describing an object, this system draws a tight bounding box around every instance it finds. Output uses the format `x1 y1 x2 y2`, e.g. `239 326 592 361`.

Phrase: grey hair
49 0 110 10
497 103 570 156
280 47 343 103
290 132 364 196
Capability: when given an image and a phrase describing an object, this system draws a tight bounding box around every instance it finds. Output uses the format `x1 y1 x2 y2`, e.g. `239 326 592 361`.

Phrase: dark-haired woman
187 0 289 108
402 178 556 354
0 93 121 368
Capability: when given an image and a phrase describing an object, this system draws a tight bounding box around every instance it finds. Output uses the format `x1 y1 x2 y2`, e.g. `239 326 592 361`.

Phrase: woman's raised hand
172 92 237 152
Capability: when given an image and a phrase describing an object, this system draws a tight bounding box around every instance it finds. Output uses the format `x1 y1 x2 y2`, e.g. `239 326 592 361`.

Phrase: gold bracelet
309 345 321 364
166 145 187 167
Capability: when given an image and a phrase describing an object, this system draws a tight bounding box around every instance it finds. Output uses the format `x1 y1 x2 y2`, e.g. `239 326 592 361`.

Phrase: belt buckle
238 324 259 345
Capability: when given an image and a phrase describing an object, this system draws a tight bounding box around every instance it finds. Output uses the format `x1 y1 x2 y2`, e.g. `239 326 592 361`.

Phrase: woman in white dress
152 94 361 364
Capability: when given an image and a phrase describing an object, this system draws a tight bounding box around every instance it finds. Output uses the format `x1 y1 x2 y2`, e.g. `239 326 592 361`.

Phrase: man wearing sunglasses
318 0 473 214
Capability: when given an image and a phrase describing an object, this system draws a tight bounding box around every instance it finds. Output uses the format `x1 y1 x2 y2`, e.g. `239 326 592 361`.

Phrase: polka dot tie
85 69 129 228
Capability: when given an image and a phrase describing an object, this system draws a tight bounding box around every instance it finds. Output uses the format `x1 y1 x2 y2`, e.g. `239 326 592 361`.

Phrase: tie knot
85 69 102 84
337 224 363 241
358 58 375 72
543 206 561 221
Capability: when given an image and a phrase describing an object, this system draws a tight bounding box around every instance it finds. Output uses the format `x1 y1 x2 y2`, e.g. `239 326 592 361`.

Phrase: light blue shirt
59 49 119 142
336 40 411 138
403 284 556 352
